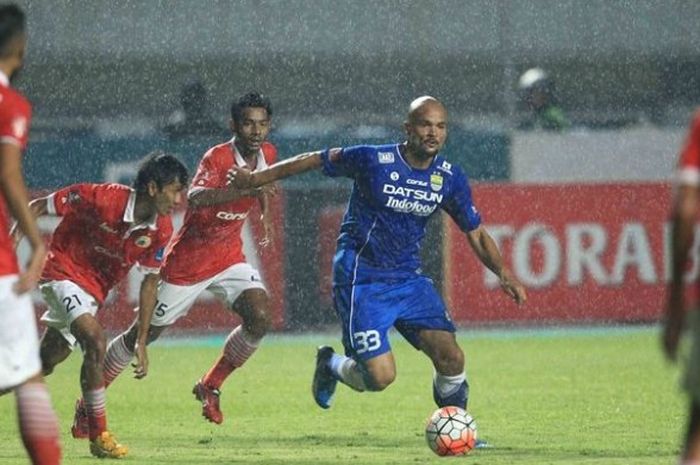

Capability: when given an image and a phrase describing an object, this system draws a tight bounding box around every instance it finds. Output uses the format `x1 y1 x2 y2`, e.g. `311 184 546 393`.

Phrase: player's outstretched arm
228 150 325 189
9 193 50 246
132 272 159 379
0 143 46 294
187 184 270 208
663 184 698 362
466 225 527 305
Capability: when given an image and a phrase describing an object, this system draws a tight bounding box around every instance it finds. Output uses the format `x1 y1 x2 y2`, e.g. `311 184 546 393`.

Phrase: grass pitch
0 326 686 464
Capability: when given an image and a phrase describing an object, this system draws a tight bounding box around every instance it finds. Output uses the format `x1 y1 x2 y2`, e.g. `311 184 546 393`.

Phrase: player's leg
103 318 168 386
194 264 269 424
391 277 468 409
0 275 62 464
38 327 73 376
100 278 204 388
419 330 468 408
312 282 399 408
70 313 127 458
683 400 700 463
683 311 700 463
14 374 62 465
69 321 168 443
72 279 202 436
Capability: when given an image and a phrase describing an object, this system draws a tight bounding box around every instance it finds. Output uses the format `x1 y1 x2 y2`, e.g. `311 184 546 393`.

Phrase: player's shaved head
407 96 446 123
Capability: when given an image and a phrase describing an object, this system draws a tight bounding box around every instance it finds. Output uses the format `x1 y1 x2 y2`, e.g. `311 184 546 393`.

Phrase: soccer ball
425 406 477 456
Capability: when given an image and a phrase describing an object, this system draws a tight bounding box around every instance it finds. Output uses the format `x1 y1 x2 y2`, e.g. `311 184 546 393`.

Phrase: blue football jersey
321 143 481 285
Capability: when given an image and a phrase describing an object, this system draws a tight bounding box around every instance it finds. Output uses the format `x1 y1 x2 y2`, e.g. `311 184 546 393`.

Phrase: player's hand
132 341 149 379
227 166 253 189
499 270 527 305
259 221 274 248
261 182 278 197
13 244 46 295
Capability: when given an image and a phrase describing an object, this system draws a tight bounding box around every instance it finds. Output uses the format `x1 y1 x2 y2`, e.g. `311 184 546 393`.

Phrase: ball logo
390 171 400 181
135 236 152 248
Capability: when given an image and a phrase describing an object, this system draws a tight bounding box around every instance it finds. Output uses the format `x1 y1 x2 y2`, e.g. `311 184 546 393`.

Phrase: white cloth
39 280 99 347
150 262 266 327
0 275 41 389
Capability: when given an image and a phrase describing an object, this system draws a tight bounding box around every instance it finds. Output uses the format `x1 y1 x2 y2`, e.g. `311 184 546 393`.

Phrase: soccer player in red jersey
665 110 700 465
16 152 188 459
0 4 62 465
98 92 277 425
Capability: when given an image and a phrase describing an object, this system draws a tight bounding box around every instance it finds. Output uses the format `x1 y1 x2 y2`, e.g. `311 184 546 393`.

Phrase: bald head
403 96 448 164
407 96 447 123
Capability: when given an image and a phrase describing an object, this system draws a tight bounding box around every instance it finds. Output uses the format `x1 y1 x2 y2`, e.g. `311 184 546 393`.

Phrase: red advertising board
444 182 678 324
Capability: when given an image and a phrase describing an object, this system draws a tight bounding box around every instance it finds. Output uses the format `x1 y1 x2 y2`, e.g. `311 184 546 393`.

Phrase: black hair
0 4 24 57
133 151 189 193
230 92 272 123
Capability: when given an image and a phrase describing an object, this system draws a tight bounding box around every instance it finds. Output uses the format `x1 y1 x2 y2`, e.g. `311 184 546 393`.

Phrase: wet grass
0 327 685 464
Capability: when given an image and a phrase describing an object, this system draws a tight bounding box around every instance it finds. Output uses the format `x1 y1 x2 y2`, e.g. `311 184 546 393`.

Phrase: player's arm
187 185 269 208
258 189 275 247
228 150 326 189
10 192 58 246
0 143 46 294
663 184 698 361
466 225 527 305
132 272 159 379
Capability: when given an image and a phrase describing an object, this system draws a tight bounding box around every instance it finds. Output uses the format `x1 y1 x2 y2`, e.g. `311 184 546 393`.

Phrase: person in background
517 67 569 131
163 78 226 140
664 109 700 465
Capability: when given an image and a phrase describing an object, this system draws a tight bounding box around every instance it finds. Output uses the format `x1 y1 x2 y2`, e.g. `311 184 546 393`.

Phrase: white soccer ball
425 406 477 456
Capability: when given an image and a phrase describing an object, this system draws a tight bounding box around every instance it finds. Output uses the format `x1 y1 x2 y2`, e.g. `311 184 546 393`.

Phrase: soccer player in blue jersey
229 96 526 423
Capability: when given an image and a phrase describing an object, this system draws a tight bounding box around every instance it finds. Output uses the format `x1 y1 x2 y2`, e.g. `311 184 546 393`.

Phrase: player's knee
80 331 107 363
243 306 271 339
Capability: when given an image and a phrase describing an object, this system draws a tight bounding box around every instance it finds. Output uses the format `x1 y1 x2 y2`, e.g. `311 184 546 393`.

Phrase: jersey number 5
154 301 169 318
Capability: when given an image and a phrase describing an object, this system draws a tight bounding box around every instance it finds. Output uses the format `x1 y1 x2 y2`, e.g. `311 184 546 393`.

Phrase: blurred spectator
517 67 570 131
163 79 225 139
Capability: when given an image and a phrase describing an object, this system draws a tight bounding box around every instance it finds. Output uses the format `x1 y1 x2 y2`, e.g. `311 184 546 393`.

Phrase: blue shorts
333 276 456 362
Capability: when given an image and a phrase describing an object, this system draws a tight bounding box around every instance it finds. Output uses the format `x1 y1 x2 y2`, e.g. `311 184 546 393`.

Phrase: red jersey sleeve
677 111 700 187
136 220 173 274
47 183 99 216
262 142 277 166
188 147 228 196
0 88 31 150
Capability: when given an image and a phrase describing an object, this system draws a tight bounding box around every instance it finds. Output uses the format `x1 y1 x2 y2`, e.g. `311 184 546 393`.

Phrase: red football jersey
41 183 173 304
0 73 32 277
161 138 277 285
678 110 700 187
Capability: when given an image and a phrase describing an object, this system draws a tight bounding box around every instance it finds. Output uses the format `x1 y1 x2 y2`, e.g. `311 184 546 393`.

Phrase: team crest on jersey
135 235 152 248
378 151 395 164
430 173 443 191
62 191 81 205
